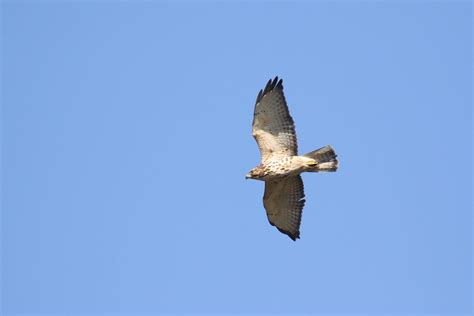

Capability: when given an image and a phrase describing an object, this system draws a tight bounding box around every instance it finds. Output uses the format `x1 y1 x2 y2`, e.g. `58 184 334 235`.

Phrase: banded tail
304 145 338 172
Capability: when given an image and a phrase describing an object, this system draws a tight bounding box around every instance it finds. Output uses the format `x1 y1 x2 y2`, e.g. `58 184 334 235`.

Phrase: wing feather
263 176 305 241
252 77 298 161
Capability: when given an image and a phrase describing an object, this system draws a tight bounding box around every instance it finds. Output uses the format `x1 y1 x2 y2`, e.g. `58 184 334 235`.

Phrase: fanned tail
303 145 338 172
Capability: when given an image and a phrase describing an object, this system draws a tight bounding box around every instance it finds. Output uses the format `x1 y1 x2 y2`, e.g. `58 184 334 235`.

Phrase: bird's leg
306 159 318 167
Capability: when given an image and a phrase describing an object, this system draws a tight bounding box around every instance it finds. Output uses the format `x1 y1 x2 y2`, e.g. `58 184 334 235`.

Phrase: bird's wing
252 77 298 162
263 176 305 241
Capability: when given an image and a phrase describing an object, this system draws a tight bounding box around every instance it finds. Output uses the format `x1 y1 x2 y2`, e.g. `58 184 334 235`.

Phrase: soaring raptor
246 77 338 241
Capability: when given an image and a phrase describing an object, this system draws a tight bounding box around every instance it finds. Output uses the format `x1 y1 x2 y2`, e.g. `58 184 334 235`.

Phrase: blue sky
1 1 472 315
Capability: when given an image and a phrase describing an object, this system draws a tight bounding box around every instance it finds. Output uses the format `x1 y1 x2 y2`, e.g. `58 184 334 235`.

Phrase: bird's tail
303 145 338 172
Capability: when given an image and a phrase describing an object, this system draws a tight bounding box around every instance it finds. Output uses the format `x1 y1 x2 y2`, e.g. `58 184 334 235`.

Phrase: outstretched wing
263 176 305 241
252 77 298 161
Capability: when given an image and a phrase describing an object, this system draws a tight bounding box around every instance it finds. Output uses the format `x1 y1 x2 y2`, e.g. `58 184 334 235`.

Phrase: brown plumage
246 77 338 241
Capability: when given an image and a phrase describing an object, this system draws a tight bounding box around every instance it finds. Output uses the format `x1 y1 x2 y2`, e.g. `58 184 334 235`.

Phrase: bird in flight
246 76 338 241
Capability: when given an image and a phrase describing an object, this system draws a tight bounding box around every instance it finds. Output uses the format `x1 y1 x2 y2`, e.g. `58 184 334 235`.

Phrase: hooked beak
245 173 251 180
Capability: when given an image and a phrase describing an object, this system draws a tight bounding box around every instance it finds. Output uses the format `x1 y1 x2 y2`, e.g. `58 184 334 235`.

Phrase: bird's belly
261 158 302 180
262 172 298 181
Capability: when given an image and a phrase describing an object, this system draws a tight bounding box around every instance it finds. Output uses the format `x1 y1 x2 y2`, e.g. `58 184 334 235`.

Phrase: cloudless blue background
1 1 472 315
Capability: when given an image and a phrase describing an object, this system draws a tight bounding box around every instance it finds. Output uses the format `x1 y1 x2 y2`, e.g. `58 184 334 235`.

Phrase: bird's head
245 170 256 180
245 167 266 180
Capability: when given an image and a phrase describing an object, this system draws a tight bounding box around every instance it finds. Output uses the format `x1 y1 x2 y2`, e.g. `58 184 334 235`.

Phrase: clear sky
1 1 472 315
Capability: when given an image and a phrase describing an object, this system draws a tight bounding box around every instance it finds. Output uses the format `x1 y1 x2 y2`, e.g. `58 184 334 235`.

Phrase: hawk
246 77 338 241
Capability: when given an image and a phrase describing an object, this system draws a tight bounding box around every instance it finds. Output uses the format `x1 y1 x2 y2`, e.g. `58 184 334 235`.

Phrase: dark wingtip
264 78 273 93
255 76 284 104
255 89 263 104
276 227 300 241
276 78 283 89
